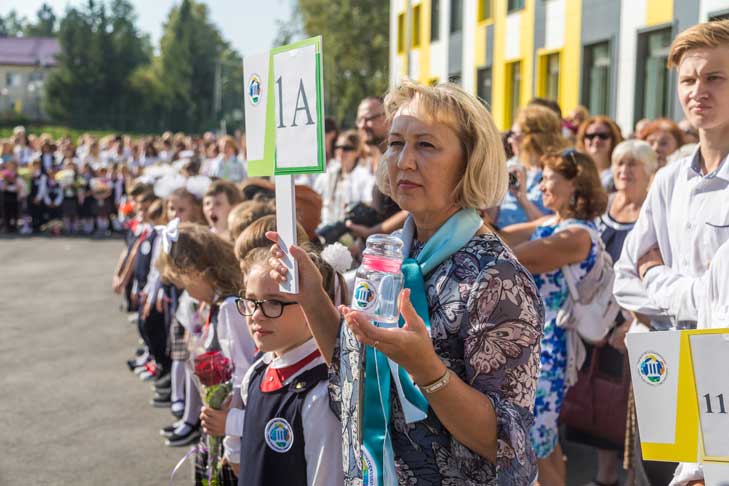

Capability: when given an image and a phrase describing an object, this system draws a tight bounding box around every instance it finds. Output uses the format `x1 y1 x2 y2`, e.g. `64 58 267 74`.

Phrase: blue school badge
140 240 151 256
248 74 262 106
638 352 667 385
264 418 294 453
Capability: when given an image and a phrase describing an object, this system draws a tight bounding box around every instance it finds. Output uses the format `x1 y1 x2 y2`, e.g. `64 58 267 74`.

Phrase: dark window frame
450 0 463 34
507 0 525 13
634 24 674 125
581 40 612 116
431 0 441 41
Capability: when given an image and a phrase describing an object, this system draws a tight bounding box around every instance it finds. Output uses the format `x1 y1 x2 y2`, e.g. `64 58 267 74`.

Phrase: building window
582 41 611 115
431 0 440 41
398 13 405 52
450 0 463 33
478 0 492 21
710 10 729 21
637 27 672 121
6 72 23 87
508 0 525 13
412 4 422 47
507 61 522 126
477 67 493 108
448 73 462 85
544 53 560 101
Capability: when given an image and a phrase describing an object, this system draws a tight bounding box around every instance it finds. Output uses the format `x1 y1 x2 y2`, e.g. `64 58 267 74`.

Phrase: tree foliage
291 0 390 126
31 0 244 133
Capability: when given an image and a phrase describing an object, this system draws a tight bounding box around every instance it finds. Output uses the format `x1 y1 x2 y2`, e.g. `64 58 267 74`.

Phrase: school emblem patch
140 240 152 256
247 74 262 106
264 418 294 453
638 352 667 385
361 448 377 486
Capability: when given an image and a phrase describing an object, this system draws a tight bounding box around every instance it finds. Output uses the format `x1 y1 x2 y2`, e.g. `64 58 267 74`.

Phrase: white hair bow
160 217 180 254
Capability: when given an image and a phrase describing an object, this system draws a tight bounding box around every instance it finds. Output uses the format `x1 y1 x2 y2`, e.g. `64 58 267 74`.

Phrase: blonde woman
498 105 569 228
268 80 543 484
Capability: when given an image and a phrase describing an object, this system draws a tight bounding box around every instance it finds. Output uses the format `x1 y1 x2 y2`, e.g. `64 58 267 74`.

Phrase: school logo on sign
638 352 667 385
264 418 294 453
248 74 262 105
353 279 376 311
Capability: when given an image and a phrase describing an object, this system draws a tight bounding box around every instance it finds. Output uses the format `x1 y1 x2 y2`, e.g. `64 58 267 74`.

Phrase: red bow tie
260 349 321 392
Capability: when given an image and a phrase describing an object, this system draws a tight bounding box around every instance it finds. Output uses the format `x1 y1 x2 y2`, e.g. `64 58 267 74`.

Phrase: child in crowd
0 160 25 233
227 198 276 243
59 162 81 234
214 242 345 485
146 187 206 417
28 159 47 233
132 198 168 383
43 166 64 233
203 180 243 238
156 223 256 475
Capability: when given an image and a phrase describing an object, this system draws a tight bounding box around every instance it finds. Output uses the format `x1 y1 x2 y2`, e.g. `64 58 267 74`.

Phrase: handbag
559 344 631 448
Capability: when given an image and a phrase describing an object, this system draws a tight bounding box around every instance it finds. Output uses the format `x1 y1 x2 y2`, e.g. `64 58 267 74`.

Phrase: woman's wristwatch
419 369 452 395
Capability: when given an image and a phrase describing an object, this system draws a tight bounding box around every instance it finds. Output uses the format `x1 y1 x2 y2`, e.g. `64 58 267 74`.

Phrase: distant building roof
0 37 60 67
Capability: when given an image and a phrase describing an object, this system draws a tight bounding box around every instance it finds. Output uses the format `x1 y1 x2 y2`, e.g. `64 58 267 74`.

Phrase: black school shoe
165 424 201 447
160 422 181 438
150 391 171 408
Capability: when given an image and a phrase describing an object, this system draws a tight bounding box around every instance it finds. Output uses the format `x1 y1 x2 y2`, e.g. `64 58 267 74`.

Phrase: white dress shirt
208 155 247 182
223 338 343 486
614 146 729 327
671 241 729 485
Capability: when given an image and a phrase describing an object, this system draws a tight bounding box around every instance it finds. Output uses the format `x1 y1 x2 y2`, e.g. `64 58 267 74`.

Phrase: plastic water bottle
351 234 404 325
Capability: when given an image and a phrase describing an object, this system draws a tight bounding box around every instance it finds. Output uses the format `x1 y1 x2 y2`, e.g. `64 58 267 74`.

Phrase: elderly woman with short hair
267 80 543 485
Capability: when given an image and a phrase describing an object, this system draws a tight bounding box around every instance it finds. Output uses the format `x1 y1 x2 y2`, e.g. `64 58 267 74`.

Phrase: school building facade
389 0 729 132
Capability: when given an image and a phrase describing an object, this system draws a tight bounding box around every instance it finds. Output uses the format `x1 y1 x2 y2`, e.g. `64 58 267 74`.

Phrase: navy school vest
133 229 157 291
238 361 329 486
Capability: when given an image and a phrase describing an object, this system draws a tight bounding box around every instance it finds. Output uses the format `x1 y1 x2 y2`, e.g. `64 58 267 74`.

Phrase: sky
5 0 294 56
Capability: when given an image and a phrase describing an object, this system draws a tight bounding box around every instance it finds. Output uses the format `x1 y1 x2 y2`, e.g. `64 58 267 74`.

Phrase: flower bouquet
188 317 234 486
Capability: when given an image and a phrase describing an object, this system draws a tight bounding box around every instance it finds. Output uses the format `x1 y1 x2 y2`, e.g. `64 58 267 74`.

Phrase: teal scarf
360 208 484 485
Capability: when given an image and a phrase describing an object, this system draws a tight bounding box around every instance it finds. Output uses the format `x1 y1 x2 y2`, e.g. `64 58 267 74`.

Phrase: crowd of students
5 18 728 486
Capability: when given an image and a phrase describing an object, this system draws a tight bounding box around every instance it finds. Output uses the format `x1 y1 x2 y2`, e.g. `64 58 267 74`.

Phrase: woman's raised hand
342 289 446 386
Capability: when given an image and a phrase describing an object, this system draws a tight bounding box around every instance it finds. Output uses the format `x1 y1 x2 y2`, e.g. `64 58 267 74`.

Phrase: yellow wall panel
646 0 673 26
491 0 508 129
419 0 431 84
561 0 582 111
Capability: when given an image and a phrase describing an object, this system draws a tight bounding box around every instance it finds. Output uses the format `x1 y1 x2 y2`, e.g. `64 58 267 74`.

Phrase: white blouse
314 162 374 227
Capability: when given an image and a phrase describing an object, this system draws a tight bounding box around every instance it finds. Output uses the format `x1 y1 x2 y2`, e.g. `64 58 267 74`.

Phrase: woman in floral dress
503 149 608 486
267 81 544 485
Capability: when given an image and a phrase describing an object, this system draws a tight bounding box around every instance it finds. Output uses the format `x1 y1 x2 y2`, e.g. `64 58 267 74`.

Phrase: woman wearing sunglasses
576 116 625 191
313 129 376 230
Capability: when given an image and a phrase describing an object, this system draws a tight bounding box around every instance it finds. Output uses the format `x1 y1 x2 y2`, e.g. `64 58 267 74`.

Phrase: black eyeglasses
584 132 611 141
235 298 298 318
335 145 357 152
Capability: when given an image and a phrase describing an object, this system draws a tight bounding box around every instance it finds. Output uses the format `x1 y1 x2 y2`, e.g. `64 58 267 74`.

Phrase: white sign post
243 37 326 294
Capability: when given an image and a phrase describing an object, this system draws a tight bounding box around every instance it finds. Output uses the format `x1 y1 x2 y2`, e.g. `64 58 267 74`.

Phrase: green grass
0 125 152 141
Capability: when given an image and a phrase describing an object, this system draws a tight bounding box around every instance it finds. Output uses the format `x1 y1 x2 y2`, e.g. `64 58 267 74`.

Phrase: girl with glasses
222 244 346 485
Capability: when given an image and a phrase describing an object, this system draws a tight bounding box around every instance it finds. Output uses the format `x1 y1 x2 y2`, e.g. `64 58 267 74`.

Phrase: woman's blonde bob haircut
611 140 659 176
375 80 507 209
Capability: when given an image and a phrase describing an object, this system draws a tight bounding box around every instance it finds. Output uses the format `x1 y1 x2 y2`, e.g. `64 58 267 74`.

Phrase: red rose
193 351 233 387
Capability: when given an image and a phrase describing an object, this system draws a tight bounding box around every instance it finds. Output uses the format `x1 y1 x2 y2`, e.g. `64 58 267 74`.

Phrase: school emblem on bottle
264 418 294 453
638 352 667 385
352 278 376 311
247 74 262 105
361 448 377 486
